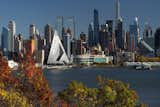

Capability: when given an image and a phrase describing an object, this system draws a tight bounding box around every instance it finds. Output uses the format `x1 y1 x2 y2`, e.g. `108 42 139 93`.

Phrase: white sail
47 30 70 64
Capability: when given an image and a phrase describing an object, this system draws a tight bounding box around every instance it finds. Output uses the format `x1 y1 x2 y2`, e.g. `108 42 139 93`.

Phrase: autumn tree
58 76 148 107
0 53 54 107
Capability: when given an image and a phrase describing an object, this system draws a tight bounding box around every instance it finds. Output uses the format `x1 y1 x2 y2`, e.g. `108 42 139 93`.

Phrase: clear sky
0 0 160 38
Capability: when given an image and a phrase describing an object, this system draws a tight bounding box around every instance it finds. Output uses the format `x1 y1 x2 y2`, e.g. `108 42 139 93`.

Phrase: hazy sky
0 0 160 38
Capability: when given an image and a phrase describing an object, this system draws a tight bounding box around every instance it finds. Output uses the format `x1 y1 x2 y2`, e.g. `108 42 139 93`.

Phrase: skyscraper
88 23 94 47
106 20 114 43
44 24 54 64
14 33 23 53
66 17 75 40
8 20 16 52
115 18 123 49
115 0 124 49
143 23 154 49
45 24 54 46
116 0 120 20
154 28 160 56
129 17 140 49
106 20 113 35
29 24 39 51
63 32 71 59
56 16 64 40
93 9 99 45
143 23 153 38
29 24 36 37
99 24 109 51
1 27 11 57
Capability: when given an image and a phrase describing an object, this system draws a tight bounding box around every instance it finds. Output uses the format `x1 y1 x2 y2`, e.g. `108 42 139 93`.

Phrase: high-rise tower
116 0 120 20
1 27 11 57
88 23 94 47
8 20 16 52
66 17 75 40
56 16 64 40
94 9 99 45
29 24 36 38
129 17 140 49
155 28 160 56
44 24 54 64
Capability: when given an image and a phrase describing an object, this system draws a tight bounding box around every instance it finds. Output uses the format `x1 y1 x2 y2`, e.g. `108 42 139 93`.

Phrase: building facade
56 16 64 40
1 27 11 57
93 9 99 45
63 33 71 59
115 18 123 49
8 20 16 52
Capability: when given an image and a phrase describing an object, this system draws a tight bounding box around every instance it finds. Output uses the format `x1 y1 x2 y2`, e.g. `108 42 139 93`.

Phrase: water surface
44 67 160 107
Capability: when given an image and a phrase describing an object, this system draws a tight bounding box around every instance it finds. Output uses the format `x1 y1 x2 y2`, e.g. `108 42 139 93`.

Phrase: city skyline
0 0 160 38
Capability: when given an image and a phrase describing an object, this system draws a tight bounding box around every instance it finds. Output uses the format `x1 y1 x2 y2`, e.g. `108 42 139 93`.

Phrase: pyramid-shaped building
47 30 70 65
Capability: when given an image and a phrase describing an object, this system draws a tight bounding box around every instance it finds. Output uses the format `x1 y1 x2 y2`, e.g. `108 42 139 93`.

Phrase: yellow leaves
0 89 7 97
0 89 33 107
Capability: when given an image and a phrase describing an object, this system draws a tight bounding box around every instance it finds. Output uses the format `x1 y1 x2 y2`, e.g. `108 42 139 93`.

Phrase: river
43 67 160 107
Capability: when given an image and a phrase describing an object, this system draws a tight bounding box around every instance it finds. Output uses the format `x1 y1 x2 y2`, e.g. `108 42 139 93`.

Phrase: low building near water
73 54 113 65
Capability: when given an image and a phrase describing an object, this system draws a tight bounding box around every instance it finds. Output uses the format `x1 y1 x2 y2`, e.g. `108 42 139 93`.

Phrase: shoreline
43 64 160 71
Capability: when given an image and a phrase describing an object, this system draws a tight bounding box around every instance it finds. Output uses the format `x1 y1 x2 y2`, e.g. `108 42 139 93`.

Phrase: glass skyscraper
1 27 11 57
66 17 75 40
115 18 123 49
129 17 140 49
8 20 16 52
56 16 64 40
88 23 94 47
63 33 71 59
93 9 99 45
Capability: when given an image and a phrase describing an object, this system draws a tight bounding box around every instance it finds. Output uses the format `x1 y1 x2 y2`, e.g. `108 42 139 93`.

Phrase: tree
0 53 54 107
58 76 148 107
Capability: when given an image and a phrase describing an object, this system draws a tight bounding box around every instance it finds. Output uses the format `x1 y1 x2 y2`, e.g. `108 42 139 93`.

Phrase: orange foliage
0 53 54 106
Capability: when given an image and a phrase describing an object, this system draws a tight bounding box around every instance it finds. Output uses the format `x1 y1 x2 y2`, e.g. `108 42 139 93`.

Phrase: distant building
126 31 132 51
44 24 54 46
115 0 121 20
79 32 87 54
93 9 99 45
154 28 160 56
63 33 71 59
143 23 154 49
24 38 35 55
56 16 64 40
35 50 45 65
106 20 113 36
1 27 11 58
29 24 39 51
14 33 23 53
66 17 75 40
88 23 94 47
108 33 116 55
80 32 87 42
47 31 69 65
44 24 54 64
71 39 77 56
8 20 16 52
143 23 153 38
99 24 109 51
129 17 140 49
74 54 113 65
29 24 36 37
76 40 84 55
115 18 123 49
37 36 46 51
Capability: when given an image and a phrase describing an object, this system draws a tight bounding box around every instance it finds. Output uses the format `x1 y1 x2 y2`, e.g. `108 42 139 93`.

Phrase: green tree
58 76 148 107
